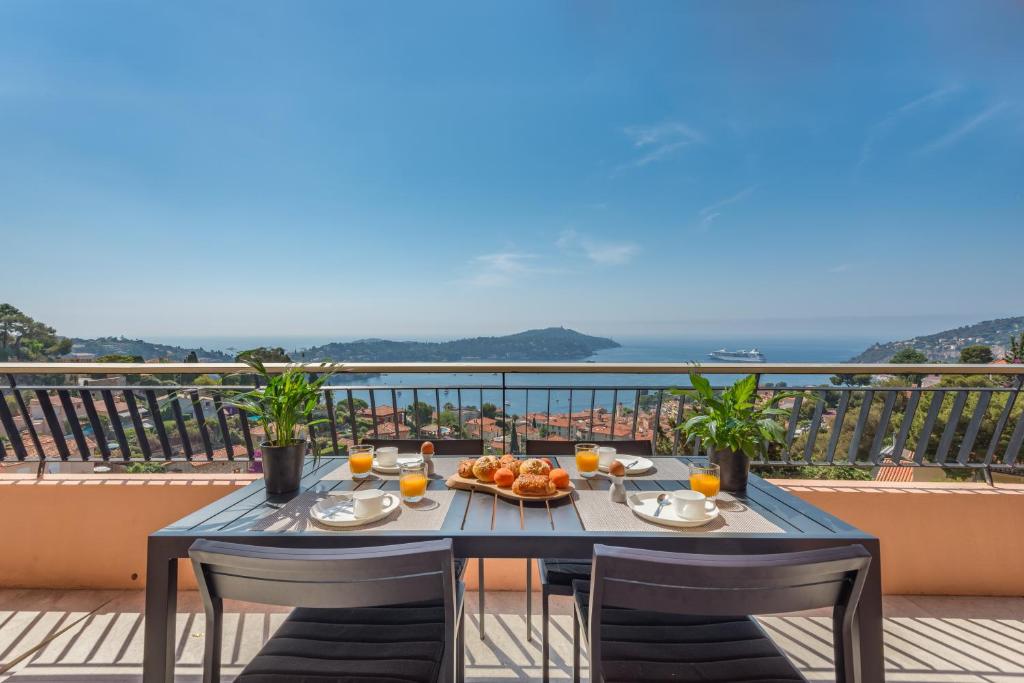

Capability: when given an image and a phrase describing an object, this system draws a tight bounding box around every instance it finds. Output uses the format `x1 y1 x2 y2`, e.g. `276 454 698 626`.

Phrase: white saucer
626 491 720 528
371 455 423 474
309 493 399 528
598 456 654 476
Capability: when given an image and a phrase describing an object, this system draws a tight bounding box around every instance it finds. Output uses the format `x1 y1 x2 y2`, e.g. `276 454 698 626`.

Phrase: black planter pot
260 441 307 495
709 448 750 493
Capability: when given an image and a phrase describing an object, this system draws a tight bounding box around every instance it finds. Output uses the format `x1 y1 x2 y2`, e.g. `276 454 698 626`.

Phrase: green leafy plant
224 356 334 447
671 371 797 457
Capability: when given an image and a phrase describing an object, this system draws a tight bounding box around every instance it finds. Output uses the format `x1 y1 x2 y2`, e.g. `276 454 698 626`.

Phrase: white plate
371 455 423 474
309 493 399 528
626 490 720 528
598 456 654 476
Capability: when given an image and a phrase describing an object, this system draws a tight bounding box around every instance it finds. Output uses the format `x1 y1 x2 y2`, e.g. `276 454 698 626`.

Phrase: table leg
857 539 885 682
143 539 179 683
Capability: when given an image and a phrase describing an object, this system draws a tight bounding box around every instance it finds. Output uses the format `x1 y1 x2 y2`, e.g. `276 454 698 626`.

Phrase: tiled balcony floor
1 589 1023 682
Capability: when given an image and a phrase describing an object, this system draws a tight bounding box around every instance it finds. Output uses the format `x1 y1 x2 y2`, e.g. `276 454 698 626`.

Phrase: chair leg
457 605 466 683
525 559 532 642
477 558 486 640
203 598 223 683
542 587 550 683
572 606 580 683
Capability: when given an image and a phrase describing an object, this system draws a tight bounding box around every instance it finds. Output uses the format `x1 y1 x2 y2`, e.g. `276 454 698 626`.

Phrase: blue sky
1 1 1021 341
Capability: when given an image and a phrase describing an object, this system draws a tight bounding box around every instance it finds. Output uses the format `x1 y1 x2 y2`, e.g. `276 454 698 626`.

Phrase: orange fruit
549 468 570 490
493 467 515 488
420 441 435 455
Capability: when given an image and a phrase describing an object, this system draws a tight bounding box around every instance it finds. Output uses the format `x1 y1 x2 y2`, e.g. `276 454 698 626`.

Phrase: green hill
71 336 233 362
850 316 1024 363
294 327 619 362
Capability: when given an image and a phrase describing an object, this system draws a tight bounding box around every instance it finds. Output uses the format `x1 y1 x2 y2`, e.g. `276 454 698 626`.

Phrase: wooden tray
445 474 574 501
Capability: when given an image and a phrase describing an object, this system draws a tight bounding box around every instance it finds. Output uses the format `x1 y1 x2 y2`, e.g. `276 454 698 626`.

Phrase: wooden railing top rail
1 361 1022 376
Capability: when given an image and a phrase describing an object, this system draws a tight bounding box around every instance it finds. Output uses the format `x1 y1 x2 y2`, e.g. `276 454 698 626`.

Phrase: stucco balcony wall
2 474 1022 596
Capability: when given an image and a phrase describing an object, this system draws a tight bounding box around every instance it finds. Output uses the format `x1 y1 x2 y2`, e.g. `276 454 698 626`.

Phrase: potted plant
226 356 334 495
673 371 793 492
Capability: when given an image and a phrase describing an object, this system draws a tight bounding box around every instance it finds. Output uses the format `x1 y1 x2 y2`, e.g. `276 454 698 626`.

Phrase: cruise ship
707 348 766 362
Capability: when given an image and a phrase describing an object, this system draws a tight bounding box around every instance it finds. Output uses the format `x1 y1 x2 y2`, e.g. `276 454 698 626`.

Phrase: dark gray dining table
143 455 884 682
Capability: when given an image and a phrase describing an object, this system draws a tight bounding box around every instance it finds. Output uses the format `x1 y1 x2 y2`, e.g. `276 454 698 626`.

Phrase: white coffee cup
598 446 617 468
352 489 393 518
376 446 399 467
672 490 707 520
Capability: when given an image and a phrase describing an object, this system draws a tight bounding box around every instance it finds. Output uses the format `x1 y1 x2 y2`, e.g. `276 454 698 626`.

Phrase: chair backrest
524 439 654 456
588 544 871 683
362 437 484 457
189 539 459 683
190 538 457 610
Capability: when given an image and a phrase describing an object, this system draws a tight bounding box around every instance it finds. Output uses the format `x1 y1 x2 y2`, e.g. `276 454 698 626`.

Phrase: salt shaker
608 460 627 503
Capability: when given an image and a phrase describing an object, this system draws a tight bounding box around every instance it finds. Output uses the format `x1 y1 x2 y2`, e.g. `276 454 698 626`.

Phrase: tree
0 304 72 361
236 347 291 363
830 374 873 387
890 348 928 364
959 345 994 364
481 402 498 419
1006 333 1024 364
890 347 929 386
406 401 434 428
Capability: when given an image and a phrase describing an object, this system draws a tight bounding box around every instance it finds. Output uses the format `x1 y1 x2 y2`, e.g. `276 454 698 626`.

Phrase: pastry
519 458 551 476
472 455 501 482
512 473 556 497
457 459 477 478
498 455 521 475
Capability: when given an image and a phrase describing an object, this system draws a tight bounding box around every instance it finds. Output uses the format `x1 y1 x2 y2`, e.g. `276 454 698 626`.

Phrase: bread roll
471 455 500 482
519 458 551 476
498 455 521 475
512 473 556 496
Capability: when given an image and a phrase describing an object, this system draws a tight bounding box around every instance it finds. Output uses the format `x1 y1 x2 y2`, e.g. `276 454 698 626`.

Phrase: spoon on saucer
653 493 671 517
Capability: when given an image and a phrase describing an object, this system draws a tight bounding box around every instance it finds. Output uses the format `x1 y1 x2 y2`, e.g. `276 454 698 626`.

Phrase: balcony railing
1 362 1022 472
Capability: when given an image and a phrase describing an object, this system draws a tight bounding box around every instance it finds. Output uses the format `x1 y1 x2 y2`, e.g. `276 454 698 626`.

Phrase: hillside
850 316 1024 363
293 327 620 362
70 337 233 362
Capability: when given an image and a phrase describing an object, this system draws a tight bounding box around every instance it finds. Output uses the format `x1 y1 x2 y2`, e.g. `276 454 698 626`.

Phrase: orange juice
575 450 599 473
349 452 373 476
690 472 720 498
400 473 428 500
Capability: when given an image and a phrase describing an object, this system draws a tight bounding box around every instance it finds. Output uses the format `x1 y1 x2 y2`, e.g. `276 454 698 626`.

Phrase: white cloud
458 251 539 287
829 263 854 273
696 186 756 231
618 121 706 170
919 102 1008 154
856 85 961 173
557 229 639 265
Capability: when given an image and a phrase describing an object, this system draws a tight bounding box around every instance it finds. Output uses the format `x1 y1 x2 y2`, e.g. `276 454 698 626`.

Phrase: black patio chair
573 544 871 683
189 538 465 683
361 437 485 640
525 438 655 681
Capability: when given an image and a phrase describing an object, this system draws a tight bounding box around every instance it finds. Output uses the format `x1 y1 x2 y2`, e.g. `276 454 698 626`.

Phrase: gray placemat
573 490 784 534
324 456 460 481
251 489 455 532
558 456 692 481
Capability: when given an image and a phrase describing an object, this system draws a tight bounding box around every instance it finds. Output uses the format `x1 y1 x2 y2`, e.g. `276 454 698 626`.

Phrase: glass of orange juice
689 463 720 505
348 444 374 480
399 461 428 503
575 442 599 479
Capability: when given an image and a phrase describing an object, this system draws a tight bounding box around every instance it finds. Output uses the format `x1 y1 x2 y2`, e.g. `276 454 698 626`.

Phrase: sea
152 335 875 416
